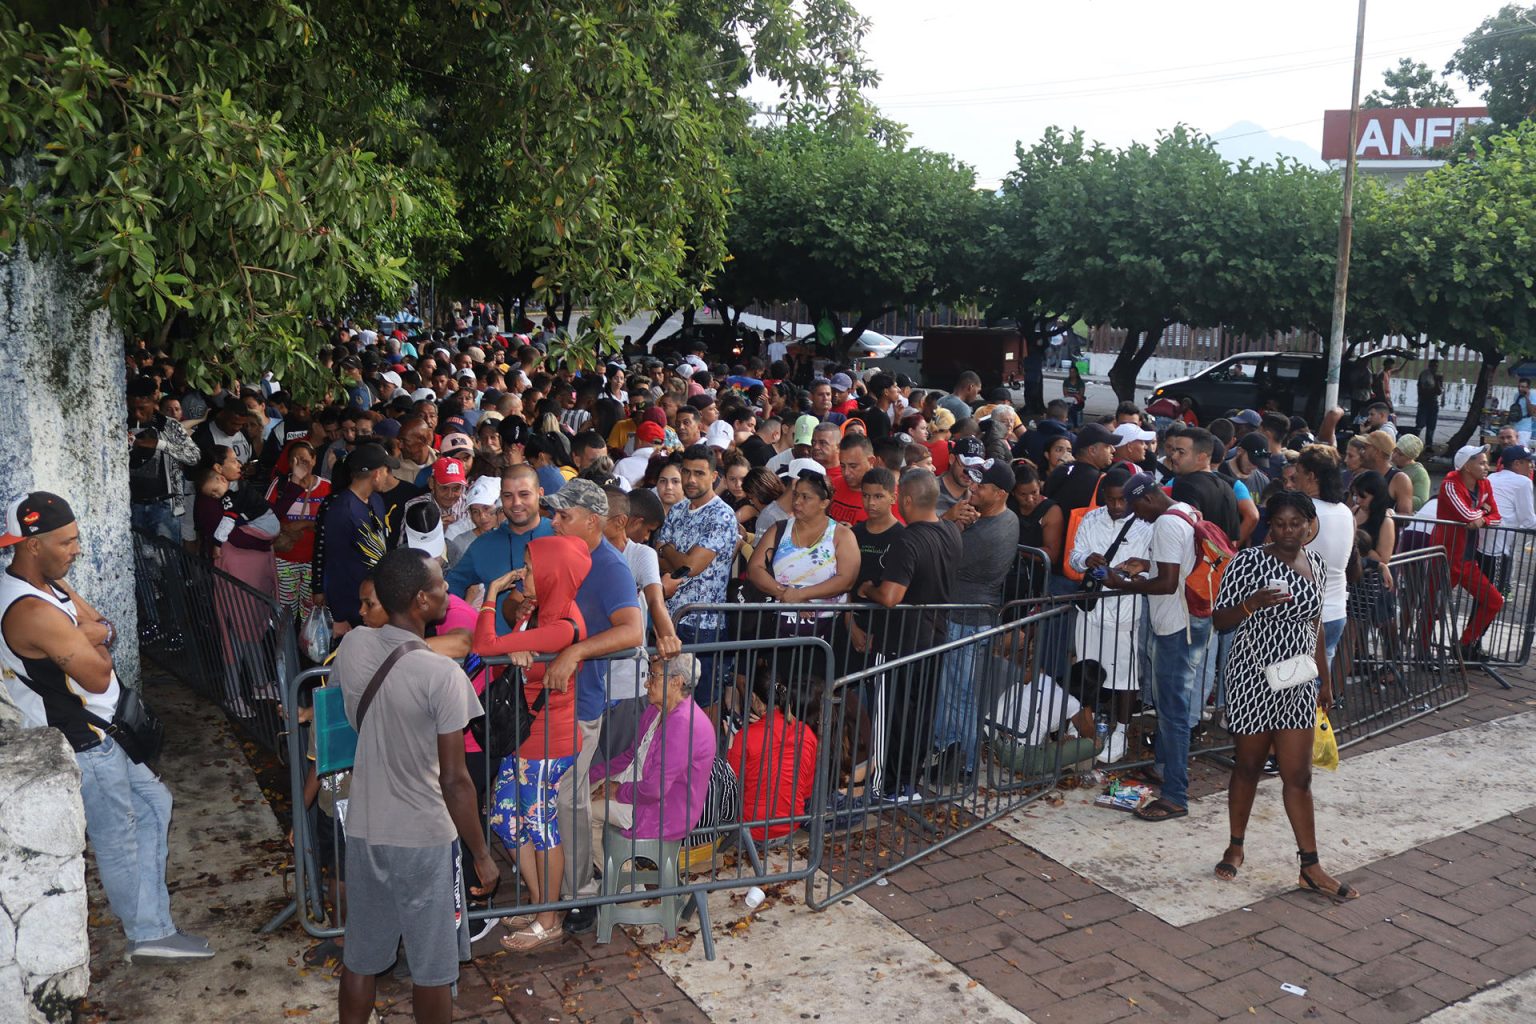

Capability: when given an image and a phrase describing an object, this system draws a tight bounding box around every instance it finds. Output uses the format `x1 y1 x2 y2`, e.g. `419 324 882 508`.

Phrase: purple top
590 698 716 841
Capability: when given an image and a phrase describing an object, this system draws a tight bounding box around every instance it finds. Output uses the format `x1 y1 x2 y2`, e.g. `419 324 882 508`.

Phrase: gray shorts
342 836 469 987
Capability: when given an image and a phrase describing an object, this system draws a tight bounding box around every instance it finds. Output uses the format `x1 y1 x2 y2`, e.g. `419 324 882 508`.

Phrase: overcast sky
829 0 1509 187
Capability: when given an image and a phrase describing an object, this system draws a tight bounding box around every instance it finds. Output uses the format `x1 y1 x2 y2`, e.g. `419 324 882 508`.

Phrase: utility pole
1324 0 1368 414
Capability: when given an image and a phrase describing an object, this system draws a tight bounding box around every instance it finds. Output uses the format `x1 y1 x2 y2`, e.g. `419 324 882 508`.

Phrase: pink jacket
590 699 716 841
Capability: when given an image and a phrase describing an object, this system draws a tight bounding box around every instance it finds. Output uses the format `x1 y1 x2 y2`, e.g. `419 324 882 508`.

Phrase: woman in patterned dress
1210 491 1360 901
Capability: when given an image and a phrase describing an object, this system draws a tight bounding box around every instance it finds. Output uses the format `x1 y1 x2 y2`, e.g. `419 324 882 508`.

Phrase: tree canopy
1363 58 1459 109
0 0 876 393
716 122 985 347
1447 4 1536 127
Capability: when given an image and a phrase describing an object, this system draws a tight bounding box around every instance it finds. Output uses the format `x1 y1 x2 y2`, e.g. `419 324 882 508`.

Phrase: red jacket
1433 472 1500 563
471 534 591 760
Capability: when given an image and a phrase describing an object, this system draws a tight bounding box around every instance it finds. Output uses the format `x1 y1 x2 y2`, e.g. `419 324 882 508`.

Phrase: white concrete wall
0 243 137 685
0 690 89 1023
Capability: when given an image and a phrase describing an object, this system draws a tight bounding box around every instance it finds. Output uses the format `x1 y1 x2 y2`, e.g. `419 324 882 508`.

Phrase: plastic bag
300 605 334 663
1312 707 1339 772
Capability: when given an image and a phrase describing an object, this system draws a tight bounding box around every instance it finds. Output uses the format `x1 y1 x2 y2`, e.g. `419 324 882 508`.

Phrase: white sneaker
128 931 215 962
1096 727 1128 765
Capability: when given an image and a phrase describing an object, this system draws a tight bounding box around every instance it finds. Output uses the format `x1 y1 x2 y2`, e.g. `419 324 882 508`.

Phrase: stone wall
0 689 89 1024
0 242 137 686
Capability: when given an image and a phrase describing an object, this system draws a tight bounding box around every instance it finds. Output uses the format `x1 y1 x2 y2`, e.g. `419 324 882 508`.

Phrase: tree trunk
1108 322 1166 403
635 308 673 352
1444 346 1502 452
843 307 895 355
559 294 573 331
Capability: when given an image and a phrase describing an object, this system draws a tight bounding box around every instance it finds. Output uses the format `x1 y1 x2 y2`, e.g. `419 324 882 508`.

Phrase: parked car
1148 344 1416 426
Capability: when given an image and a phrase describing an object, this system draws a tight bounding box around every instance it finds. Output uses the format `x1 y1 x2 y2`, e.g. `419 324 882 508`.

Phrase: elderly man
1111 421 1156 474
1479 445 1536 592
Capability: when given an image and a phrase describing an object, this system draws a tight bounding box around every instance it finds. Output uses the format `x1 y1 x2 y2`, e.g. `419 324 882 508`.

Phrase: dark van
1149 345 1414 425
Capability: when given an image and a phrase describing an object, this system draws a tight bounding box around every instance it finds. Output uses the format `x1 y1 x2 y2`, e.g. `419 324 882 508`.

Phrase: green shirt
1403 461 1431 512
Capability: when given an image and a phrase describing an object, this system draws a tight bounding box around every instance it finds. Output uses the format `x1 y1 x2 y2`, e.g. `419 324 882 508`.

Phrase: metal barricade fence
132 528 294 756
1394 516 1536 686
671 601 1000 687
284 637 835 962
1328 546 1468 748
810 603 1078 908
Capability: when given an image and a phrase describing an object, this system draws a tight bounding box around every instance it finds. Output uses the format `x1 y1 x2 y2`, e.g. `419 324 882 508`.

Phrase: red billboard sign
1321 107 1490 161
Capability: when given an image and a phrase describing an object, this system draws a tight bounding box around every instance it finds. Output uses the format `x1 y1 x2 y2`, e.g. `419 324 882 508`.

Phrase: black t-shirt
852 520 905 632
1044 462 1102 514
740 435 777 467
1171 470 1240 543
882 519 963 653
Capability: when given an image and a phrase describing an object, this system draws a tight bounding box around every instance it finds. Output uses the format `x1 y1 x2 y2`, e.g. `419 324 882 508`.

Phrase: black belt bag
82 685 165 764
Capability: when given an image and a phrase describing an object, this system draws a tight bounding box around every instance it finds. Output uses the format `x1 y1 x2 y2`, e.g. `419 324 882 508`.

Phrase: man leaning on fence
1436 445 1505 662
0 492 214 962
332 546 499 1024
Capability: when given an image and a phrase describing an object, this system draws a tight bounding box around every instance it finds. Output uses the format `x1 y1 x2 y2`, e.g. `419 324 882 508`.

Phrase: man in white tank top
0 492 213 962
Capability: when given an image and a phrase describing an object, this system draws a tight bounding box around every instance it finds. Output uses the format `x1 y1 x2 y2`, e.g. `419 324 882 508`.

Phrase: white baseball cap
402 497 446 559
380 370 403 388
466 476 500 509
1112 422 1156 446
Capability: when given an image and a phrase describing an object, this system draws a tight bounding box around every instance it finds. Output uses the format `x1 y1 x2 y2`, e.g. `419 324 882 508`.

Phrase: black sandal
1297 850 1359 901
1133 797 1188 822
1214 836 1244 881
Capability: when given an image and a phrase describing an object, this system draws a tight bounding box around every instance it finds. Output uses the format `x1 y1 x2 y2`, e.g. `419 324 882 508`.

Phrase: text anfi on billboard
1321 107 1490 161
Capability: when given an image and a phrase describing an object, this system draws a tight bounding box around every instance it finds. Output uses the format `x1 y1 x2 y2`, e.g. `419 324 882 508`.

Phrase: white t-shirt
1307 500 1354 621
1148 501 1198 636
607 540 662 699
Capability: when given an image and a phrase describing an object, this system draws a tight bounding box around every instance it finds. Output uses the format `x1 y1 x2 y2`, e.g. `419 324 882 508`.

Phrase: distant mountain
1210 121 1326 168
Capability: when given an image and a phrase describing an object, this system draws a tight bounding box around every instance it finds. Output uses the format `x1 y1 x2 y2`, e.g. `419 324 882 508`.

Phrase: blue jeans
131 500 179 542
76 735 177 943
932 621 989 772
1042 574 1080 682
1323 617 1346 671
1196 626 1232 714
677 621 727 706
1151 618 1212 809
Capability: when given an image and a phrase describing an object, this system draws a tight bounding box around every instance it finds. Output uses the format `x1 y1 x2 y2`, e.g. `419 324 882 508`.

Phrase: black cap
127 376 159 399
0 492 75 546
1075 422 1117 448
347 443 400 472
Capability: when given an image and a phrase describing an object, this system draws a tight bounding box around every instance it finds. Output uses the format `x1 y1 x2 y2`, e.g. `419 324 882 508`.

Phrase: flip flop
1133 797 1188 822
302 938 343 967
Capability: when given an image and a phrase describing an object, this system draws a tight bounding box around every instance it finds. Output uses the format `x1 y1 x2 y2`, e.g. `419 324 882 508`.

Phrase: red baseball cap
636 421 666 446
431 457 466 485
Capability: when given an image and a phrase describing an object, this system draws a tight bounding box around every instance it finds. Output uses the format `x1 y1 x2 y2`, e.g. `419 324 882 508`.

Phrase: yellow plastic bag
1312 708 1339 771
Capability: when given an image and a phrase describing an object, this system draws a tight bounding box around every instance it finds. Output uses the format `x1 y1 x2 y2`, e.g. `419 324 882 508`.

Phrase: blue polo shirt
574 537 639 721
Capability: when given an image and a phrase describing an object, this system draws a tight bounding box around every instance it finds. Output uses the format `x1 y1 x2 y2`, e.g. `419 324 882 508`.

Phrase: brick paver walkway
82 663 1536 1023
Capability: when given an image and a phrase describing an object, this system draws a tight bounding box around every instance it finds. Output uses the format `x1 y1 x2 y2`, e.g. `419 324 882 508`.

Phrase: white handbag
1264 653 1319 692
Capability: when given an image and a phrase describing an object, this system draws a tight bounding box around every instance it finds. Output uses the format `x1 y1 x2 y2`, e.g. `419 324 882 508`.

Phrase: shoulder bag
468 619 579 760
82 684 164 765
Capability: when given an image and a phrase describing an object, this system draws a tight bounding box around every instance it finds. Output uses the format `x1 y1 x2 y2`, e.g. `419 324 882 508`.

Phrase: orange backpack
1062 476 1103 582
1163 507 1236 618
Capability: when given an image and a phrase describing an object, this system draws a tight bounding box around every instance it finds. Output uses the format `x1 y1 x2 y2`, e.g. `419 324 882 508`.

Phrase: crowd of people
12 303 1535 1018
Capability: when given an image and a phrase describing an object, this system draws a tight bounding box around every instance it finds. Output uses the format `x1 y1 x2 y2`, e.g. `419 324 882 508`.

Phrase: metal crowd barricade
283 637 835 962
132 528 294 756
809 603 1079 908
1393 515 1536 687
1328 546 1469 747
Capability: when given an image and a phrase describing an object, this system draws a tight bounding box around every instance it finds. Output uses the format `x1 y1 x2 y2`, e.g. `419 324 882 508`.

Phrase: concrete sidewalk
79 662 1536 1023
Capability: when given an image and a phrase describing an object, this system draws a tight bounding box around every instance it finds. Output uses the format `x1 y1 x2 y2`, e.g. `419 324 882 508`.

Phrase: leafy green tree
1447 4 1536 127
1355 125 1536 448
1363 58 1459 109
717 123 986 348
0 0 877 393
